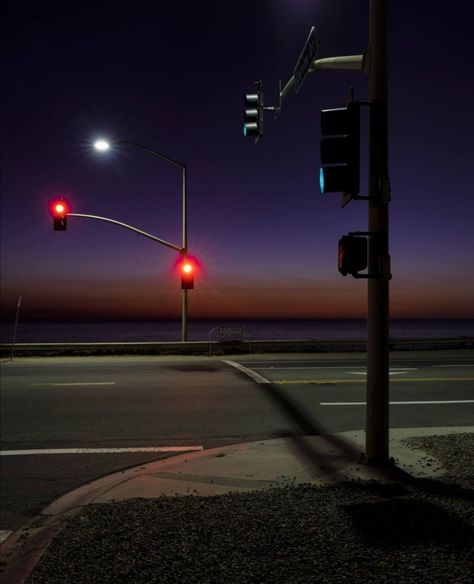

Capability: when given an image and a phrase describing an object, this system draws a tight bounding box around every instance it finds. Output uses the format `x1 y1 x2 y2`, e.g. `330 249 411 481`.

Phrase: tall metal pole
181 165 188 342
114 142 190 343
366 0 390 464
10 296 22 361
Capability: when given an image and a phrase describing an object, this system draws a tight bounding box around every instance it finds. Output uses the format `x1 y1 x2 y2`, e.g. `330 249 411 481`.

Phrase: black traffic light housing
338 232 391 279
320 101 360 197
338 233 367 277
243 81 263 142
181 272 194 290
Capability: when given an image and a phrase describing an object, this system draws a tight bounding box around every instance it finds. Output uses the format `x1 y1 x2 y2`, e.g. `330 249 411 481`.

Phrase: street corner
0 513 70 584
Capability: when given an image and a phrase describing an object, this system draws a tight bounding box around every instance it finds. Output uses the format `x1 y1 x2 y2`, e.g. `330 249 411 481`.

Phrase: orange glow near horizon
2 276 474 320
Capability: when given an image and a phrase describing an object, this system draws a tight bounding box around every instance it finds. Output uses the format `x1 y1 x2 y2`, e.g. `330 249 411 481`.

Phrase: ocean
1 319 473 344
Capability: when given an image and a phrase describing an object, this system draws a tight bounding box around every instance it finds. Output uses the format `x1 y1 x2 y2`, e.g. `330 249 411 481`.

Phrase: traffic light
180 259 194 290
52 199 68 231
320 102 360 196
243 82 263 141
338 234 367 277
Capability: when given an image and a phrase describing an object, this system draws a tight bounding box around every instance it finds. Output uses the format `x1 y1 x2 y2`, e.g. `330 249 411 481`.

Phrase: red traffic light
178 256 198 290
54 202 66 214
50 197 70 231
180 261 194 290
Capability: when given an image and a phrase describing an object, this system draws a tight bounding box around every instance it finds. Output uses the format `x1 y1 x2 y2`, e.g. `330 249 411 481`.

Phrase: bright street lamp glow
94 139 110 152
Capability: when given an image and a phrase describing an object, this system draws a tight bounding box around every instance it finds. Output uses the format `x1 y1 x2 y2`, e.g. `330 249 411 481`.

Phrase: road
232 351 474 431
1 350 473 535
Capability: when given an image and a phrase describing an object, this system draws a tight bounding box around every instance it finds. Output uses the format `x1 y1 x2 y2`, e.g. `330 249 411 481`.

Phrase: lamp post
94 139 189 342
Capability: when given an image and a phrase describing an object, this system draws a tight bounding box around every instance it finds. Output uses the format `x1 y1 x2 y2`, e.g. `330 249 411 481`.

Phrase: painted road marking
223 360 271 384
433 364 474 368
347 368 417 376
31 382 116 387
273 377 474 385
253 366 367 370
0 530 12 544
255 366 417 372
0 446 204 457
320 400 474 406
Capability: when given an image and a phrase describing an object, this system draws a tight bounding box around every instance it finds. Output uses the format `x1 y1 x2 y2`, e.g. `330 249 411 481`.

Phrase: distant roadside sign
293 26 319 94
220 328 244 337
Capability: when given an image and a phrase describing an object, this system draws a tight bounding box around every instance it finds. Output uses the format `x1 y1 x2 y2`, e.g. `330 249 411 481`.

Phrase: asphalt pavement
1 351 473 582
1 426 473 583
1 351 473 532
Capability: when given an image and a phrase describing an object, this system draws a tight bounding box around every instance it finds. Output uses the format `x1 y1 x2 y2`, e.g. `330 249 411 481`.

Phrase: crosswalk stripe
0 446 204 456
320 400 474 406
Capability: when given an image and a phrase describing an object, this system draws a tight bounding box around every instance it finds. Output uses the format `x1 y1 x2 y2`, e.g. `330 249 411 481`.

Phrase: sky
1 0 474 321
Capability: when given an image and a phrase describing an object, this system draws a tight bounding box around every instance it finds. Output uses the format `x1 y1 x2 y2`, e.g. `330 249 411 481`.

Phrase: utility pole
366 0 390 464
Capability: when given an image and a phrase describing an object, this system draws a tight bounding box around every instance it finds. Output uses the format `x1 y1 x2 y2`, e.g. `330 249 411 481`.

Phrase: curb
1 427 472 583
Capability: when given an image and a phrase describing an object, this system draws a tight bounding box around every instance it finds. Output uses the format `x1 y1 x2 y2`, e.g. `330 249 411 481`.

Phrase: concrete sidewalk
41 426 472 514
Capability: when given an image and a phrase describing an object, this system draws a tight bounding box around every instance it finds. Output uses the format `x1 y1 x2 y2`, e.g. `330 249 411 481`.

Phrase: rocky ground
26 433 474 583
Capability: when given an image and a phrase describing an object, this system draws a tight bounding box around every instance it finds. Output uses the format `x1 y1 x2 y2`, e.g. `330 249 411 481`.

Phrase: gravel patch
26 434 474 584
402 432 474 490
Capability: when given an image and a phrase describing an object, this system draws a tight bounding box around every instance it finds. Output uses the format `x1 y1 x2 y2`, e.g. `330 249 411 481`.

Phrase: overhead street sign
293 26 319 94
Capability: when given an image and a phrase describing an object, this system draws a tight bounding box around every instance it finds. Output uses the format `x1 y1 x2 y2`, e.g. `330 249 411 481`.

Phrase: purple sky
1 0 474 320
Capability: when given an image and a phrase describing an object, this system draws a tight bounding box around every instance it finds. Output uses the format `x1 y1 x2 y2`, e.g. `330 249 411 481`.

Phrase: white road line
31 382 116 387
320 400 474 406
0 530 12 544
0 446 204 456
253 366 367 370
347 369 417 376
223 360 271 384
433 364 474 368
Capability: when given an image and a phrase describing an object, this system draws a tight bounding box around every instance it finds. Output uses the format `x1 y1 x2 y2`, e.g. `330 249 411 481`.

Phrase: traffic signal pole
244 1 391 465
66 210 193 343
64 212 191 338
366 0 390 465
66 213 182 252
182 164 188 343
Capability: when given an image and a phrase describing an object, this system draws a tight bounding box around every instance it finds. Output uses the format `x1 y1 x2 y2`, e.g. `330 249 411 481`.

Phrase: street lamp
94 138 189 342
93 139 110 152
